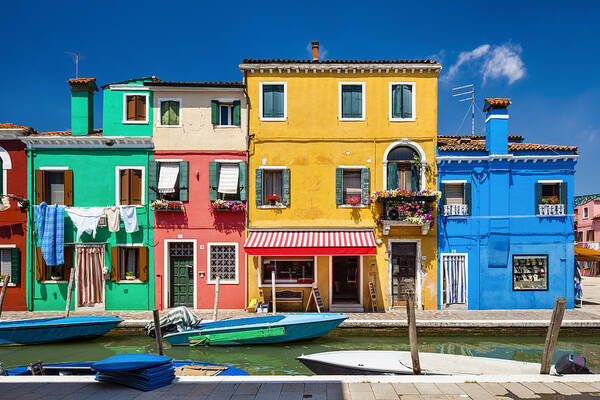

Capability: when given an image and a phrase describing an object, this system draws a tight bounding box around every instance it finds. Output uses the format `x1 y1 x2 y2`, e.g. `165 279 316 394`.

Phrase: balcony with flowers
151 199 184 212
371 189 440 235
209 199 247 213
538 196 565 216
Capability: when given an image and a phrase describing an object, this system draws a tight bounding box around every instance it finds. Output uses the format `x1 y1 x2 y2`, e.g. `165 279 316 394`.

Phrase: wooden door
391 243 417 306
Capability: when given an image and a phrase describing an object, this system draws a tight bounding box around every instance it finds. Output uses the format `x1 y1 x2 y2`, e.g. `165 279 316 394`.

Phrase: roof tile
242 58 439 65
36 128 103 136
437 136 577 153
0 123 37 134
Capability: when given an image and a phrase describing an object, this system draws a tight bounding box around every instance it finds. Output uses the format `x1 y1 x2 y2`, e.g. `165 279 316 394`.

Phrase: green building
24 77 155 311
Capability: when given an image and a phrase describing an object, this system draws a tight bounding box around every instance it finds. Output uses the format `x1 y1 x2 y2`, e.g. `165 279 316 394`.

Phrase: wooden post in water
153 309 164 356
212 276 220 321
0 274 10 318
271 270 276 313
64 268 75 318
405 284 421 375
540 296 566 374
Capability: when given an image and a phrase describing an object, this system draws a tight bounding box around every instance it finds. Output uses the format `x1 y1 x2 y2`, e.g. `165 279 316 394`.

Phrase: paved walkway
2 375 600 399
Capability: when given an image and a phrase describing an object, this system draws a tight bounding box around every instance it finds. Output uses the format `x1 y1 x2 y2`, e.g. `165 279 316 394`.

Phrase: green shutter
387 162 398 190
170 101 180 125
161 101 169 125
392 85 401 118
208 161 219 201
361 168 370 205
440 183 447 213
148 161 158 202
352 85 362 118
179 161 189 202
255 169 263 206
11 247 20 284
238 161 248 201
282 168 291 206
410 162 420 192
211 100 219 124
560 182 568 209
402 85 413 119
464 183 471 215
233 100 241 126
335 168 343 205
535 182 542 215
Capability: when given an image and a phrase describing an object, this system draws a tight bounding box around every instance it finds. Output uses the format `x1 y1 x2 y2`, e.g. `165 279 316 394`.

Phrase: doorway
75 245 105 311
390 242 418 307
331 256 360 304
441 253 468 308
169 242 194 308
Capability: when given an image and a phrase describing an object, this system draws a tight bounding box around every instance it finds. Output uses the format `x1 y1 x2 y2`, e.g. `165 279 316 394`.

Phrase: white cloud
306 42 328 60
445 44 490 81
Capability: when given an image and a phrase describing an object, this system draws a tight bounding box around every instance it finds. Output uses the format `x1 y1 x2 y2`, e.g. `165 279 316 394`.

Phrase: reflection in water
0 334 598 375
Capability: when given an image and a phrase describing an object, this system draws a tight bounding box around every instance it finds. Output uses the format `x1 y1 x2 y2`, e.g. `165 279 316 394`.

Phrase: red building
0 123 32 310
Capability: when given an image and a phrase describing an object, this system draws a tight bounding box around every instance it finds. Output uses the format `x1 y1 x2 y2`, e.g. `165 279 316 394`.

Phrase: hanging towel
157 162 179 194
120 205 139 233
0 196 10 211
105 207 120 232
66 207 105 241
35 203 65 266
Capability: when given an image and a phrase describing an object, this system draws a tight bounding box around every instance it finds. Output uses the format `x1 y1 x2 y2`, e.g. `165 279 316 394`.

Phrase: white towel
66 207 105 241
218 164 239 194
120 205 139 233
158 162 179 194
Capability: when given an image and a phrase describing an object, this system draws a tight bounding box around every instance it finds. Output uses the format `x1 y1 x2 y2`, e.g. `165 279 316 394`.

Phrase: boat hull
0 317 123 345
164 313 347 346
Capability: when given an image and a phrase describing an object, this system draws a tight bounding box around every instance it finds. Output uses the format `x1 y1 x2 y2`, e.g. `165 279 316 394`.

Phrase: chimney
67 78 98 135
312 41 319 61
483 98 511 154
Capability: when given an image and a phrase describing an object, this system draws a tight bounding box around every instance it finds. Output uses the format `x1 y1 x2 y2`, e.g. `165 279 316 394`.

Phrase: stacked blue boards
91 354 175 391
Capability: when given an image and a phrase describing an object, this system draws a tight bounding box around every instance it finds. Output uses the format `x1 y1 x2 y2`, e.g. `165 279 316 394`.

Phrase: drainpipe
243 70 250 308
26 146 34 311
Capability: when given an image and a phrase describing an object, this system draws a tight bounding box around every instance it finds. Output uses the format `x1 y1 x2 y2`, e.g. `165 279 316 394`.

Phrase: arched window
386 146 419 192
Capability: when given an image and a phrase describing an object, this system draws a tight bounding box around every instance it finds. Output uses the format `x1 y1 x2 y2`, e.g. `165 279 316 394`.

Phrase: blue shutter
282 169 291 206
464 183 471 215
255 169 263 206
402 85 412 119
387 162 398 190
560 182 568 209
440 183 447 214
335 168 343 205
342 86 351 118
410 162 420 191
361 168 370 205
273 85 284 117
535 183 542 215
392 85 402 118
263 86 273 118
353 86 362 118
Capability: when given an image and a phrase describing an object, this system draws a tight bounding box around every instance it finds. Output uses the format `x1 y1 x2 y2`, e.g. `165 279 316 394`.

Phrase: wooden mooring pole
212 276 220 321
540 296 566 374
271 270 276 313
0 275 10 319
153 309 164 356
64 268 75 318
405 284 421 375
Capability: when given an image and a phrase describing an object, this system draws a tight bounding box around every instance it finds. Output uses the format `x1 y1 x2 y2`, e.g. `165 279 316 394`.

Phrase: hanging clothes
76 246 104 306
66 207 105 241
105 207 120 232
34 202 65 266
0 196 10 211
120 206 139 233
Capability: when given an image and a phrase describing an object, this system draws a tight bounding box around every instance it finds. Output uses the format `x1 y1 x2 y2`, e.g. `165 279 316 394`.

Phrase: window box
538 204 565 216
151 200 184 211
374 190 440 236
209 200 246 212
444 204 468 216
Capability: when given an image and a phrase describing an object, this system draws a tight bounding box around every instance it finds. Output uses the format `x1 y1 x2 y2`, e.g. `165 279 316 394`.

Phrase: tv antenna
65 51 81 78
452 84 475 135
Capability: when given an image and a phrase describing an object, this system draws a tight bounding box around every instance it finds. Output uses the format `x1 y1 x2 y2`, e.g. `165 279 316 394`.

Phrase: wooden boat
164 313 347 346
0 316 123 345
297 350 545 375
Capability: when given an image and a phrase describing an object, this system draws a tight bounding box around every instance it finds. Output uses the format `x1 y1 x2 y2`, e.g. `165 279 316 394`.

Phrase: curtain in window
263 85 284 118
161 101 179 125
342 85 362 118
443 254 466 304
76 246 103 306
157 162 179 194
218 164 239 194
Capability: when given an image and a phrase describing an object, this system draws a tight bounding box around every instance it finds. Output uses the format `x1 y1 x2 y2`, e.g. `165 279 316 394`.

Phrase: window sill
258 205 287 209
389 117 416 122
207 280 239 285
259 283 314 288
116 279 145 284
0 283 16 287
338 204 369 209
157 124 182 128
118 204 145 208
215 125 239 129
42 280 67 284
260 117 287 122
339 117 365 122
122 120 149 125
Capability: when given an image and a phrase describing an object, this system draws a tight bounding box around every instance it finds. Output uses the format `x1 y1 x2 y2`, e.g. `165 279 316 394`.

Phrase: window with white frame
0 249 11 278
158 99 181 126
208 244 237 283
390 83 415 120
124 93 149 123
117 167 144 206
262 257 314 285
263 170 283 203
340 82 365 120
584 207 589 218
157 162 180 200
219 104 233 126
217 163 240 200
260 83 286 120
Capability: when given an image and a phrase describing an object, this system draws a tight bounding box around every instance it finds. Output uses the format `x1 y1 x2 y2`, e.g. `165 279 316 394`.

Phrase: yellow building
241 43 441 311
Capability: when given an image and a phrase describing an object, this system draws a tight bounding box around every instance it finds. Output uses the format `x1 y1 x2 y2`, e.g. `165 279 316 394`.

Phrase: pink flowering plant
209 199 246 212
370 188 440 203
151 199 184 210
372 189 439 226
344 196 362 206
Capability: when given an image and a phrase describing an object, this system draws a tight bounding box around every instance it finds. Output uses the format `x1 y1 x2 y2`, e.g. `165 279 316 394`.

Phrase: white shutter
157 162 179 193
218 164 239 194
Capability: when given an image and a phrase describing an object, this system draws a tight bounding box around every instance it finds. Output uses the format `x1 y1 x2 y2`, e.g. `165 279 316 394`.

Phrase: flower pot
51 276 62 281
125 275 135 280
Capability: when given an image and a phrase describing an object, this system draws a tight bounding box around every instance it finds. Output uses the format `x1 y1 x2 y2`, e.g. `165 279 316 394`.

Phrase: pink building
575 195 600 276
147 81 248 310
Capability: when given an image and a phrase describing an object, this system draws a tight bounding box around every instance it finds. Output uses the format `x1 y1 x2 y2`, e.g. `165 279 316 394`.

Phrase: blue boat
163 313 347 346
0 316 123 345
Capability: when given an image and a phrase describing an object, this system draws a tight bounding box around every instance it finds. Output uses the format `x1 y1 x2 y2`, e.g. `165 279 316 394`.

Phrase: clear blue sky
1 1 598 194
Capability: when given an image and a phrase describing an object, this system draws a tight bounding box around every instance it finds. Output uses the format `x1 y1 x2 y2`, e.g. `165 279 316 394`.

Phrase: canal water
1 334 599 375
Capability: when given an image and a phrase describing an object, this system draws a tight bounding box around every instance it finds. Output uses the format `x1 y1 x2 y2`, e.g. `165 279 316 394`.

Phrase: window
208 161 247 202
577 231 584 242
264 170 282 202
588 230 595 242
220 105 232 126
218 163 240 200
340 83 365 120
535 181 566 216
260 83 286 120
386 146 420 191
150 161 189 203
211 100 241 126
159 99 181 126
34 169 73 206
110 246 149 282
124 94 148 123
118 168 143 206
390 83 415 120
335 167 370 206
441 182 470 216
0 249 11 282
584 207 589 218
262 258 314 285
208 244 238 283
255 168 290 207
541 183 559 202
36 246 72 282
513 255 548 291
445 184 464 205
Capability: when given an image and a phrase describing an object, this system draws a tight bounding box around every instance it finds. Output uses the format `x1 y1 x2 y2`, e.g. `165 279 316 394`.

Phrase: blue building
436 98 578 310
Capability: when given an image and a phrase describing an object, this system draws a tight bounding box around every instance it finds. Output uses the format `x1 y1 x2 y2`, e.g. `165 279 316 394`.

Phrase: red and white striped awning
244 230 377 256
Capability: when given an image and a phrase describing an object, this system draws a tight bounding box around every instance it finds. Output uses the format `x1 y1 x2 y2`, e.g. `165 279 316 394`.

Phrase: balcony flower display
541 196 559 205
370 188 440 203
376 200 435 226
209 199 246 212
151 199 184 211
344 196 362 206
266 195 281 206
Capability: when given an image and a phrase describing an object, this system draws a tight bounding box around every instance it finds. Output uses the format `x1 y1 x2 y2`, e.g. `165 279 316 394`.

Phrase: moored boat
164 313 347 346
0 316 123 345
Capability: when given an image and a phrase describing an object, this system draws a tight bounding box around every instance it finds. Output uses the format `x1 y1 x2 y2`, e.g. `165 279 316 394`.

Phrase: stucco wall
152 89 247 151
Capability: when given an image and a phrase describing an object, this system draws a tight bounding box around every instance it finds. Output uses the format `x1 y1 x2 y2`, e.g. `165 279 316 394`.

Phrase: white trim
115 166 145 206
214 159 243 164
108 84 147 91
39 166 69 171
440 252 468 307
157 98 182 128
387 239 422 310
259 82 287 121
122 92 149 124
258 165 286 170
163 239 198 309
485 114 509 123
441 180 467 184
388 82 416 122
328 255 364 310
437 154 579 164
538 180 563 183
257 255 317 288
218 103 234 127
115 243 145 247
257 205 287 209
213 97 239 102
206 242 239 284
338 82 366 121
155 158 183 163
337 165 366 169
0 146 12 169
382 140 427 191
1 170 5 196
0 244 16 248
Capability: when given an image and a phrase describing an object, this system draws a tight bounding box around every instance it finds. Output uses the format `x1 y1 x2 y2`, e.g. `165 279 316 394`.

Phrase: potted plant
0 274 5 281
541 196 559 205
50 273 62 281
266 195 281 206
345 196 361 206
125 272 136 280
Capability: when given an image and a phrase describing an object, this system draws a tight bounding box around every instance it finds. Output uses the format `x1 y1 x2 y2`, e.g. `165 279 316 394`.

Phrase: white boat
297 350 545 375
